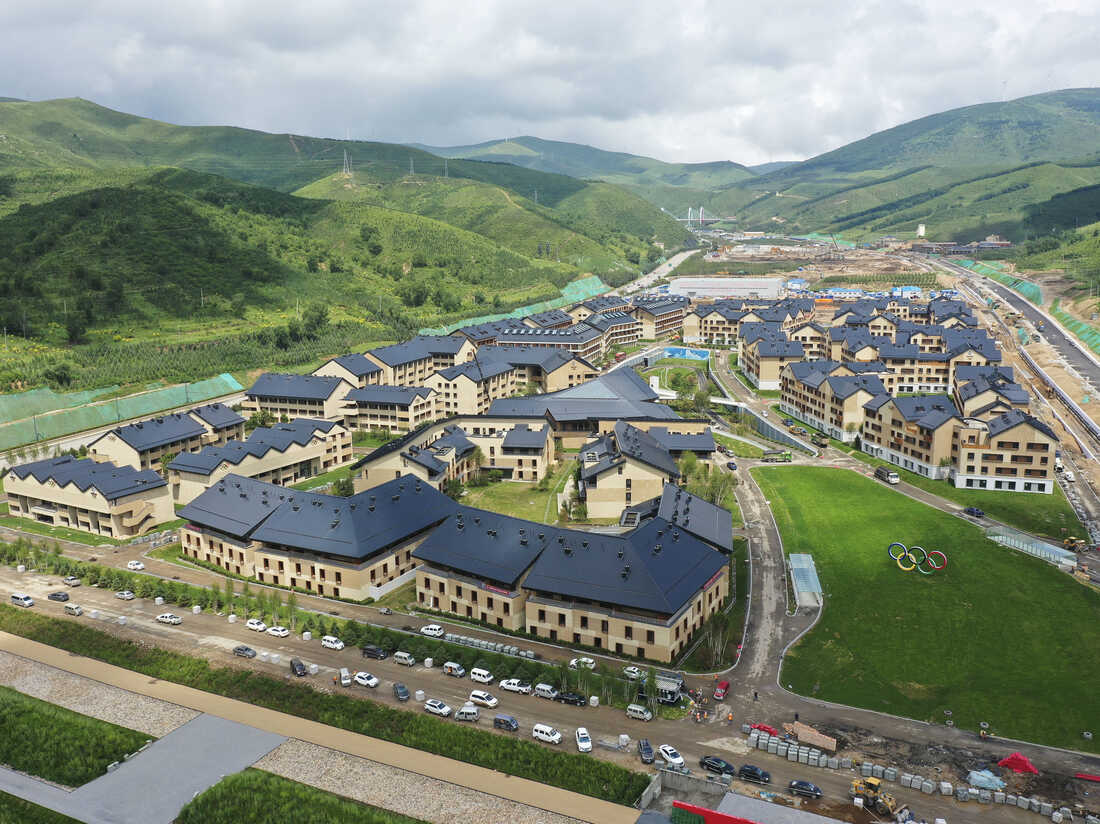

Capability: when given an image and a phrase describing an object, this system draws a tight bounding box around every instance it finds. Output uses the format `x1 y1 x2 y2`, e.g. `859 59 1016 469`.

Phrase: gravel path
255 739 585 824
0 650 199 737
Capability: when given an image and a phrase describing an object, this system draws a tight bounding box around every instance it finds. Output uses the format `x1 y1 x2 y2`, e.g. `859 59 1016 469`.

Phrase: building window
487 597 494 609
558 613 566 627
580 615 588 629
538 609 546 622
601 619 608 633
625 626 633 640
451 600 457 612
335 571 342 584
637 647 645 658
438 581 445 593
456 585 463 597
646 630 655 644
503 603 510 615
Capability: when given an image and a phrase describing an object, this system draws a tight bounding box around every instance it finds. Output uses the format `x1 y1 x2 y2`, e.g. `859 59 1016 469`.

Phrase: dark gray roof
955 365 1014 383
863 393 893 412
580 295 629 313
477 345 593 373
582 311 637 332
657 483 732 552
525 309 574 327
646 426 715 455
738 322 784 344
323 353 383 377
888 395 960 429
757 339 804 358
489 369 681 423
694 304 746 321
986 409 1056 440
495 324 602 345
957 375 1029 406
7 455 166 501
612 421 680 476
502 424 549 449
454 318 527 341
435 359 514 382
825 374 887 400
251 475 457 560
167 419 337 476
402 425 476 479
178 474 290 538
345 386 434 406
189 403 246 430
106 412 207 452
633 299 685 316
248 372 349 401
412 508 549 587
367 335 469 367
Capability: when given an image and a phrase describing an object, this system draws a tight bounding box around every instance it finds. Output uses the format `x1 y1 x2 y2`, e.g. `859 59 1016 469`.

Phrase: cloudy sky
3 0 1098 165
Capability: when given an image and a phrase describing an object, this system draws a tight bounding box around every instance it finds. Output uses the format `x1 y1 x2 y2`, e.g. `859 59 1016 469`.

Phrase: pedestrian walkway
0 714 285 824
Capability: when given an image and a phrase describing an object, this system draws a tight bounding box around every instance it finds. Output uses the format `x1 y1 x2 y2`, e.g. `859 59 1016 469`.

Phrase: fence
419 275 609 335
984 524 1078 569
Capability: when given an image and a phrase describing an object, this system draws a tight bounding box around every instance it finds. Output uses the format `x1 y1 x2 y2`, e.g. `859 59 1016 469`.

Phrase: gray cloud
1 0 1098 165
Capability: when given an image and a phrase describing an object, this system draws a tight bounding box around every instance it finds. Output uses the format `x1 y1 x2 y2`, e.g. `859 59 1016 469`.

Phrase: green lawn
0 791 82 824
0 684 151 786
714 432 764 459
847 450 1080 538
0 515 122 546
462 460 575 524
352 430 397 449
732 368 780 398
176 768 428 824
291 463 355 491
372 580 416 612
753 466 1100 752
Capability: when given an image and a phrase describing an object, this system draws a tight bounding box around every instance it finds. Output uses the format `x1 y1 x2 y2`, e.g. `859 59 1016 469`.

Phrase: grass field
0 515 122 546
371 580 416 612
461 460 575 524
714 433 765 459
0 791 82 824
176 769 428 824
291 464 356 491
0 684 150 786
847 450 1079 538
753 466 1100 752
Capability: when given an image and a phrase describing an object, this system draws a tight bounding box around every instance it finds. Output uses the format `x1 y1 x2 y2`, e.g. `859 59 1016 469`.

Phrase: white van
532 723 562 744
9 593 33 608
1064 471 1076 483
874 466 900 485
534 683 559 700
454 703 480 722
64 603 83 616
443 661 466 678
626 703 653 721
321 635 345 650
394 651 416 667
338 667 352 687
469 667 493 684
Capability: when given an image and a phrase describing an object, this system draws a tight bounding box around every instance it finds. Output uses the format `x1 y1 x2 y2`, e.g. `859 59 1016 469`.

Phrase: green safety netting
955 259 1043 305
0 373 243 453
669 809 706 824
802 231 857 248
1051 300 1100 355
0 385 121 423
419 275 610 335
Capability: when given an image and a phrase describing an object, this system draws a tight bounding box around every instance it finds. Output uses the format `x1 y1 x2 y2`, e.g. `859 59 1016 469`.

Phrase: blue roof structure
986 409 1056 441
323 353 383 378
477 345 594 372
435 359 514 382
489 368 681 423
579 295 629 313
525 309 574 327
367 335 470 367
646 426 715 455
757 339 804 358
413 508 549 587
633 299 684 316
886 395 960 429
189 403 246 430
454 318 527 341
248 373 349 401
495 325 602 345
8 455 166 501
657 483 732 552
178 474 290 537
345 386 434 406
167 419 337 476
108 412 207 452
502 424 549 449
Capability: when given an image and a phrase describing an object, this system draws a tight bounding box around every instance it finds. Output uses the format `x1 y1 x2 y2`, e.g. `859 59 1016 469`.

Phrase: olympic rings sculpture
887 542 947 575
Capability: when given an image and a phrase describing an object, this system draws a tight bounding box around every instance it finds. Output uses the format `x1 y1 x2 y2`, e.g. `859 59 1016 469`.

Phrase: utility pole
409 156 414 175
533 188 538 204
443 158 448 178
200 288 205 309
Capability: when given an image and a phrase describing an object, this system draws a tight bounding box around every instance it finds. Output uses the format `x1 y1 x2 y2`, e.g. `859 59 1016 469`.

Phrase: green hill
413 135 755 189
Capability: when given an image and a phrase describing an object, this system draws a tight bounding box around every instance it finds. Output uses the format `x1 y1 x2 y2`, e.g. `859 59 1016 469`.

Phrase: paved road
0 713 284 824
613 249 699 296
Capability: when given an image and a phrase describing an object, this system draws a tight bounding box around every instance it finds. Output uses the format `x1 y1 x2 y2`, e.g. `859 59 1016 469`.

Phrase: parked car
424 699 452 717
266 625 289 638
420 624 445 638
62 576 81 587
962 506 985 518
378 607 393 615
532 724 562 744
739 764 771 785
353 671 379 688
9 593 34 608
289 658 307 677
499 678 533 695
392 682 410 702
713 680 730 700
320 635 344 650
575 727 593 753
726 461 738 471
126 560 145 571
623 666 644 681
555 691 586 707
659 745 685 768
468 690 498 708
700 755 736 776
245 618 267 632
47 591 69 602
233 645 256 659
156 613 182 625
568 657 596 670
360 644 388 659
761 410 769 418
782 418 794 426
638 738 654 764
788 780 823 799
115 590 135 600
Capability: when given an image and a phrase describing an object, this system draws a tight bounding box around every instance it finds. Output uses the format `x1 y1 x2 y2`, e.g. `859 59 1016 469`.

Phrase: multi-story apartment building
425 360 517 416
741 337 805 390
166 418 352 504
475 346 598 392
583 310 642 355
342 386 438 434
451 318 528 346
90 414 208 473
951 409 1057 493
5 455 173 538
242 373 354 422
633 299 685 339
311 353 384 388
682 304 746 345
524 309 575 329
364 335 478 386
860 395 961 479
787 322 829 359
493 324 604 362
954 366 1030 417
780 361 889 442
566 295 631 324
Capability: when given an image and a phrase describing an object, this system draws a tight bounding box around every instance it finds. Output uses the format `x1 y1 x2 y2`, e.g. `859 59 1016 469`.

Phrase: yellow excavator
1063 536 1086 551
850 777 901 816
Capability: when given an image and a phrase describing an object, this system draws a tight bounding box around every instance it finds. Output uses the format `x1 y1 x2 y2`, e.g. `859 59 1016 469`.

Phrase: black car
554 691 586 707
233 645 256 659
47 591 69 602
361 644 388 660
289 658 307 677
726 461 738 471
392 682 410 702
963 506 985 518
739 764 771 785
637 738 654 764
700 755 736 776
788 780 823 799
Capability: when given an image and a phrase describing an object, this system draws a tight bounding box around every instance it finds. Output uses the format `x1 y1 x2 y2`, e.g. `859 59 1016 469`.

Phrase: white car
575 727 593 753
353 671 379 688
420 624 445 638
498 678 533 695
623 666 644 681
468 690 498 708
424 699 452 717
115 590 135 600
761 409 769 418
266 625 289 638
156 613 181 625
320 635 345 650
126 560 145 571
569 657 596 670
658 744 684 767
245 618 267 633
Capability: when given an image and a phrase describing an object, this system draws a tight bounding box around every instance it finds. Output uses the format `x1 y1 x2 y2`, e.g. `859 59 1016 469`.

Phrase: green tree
330 476 355 497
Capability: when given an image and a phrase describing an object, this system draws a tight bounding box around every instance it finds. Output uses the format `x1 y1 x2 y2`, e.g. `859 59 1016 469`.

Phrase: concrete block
798 751 809 764
1018 796 1031 809
956 788 969 802
939 782 953 796
1031 798 1042 812
1053 813 1064 824
873 765 885 779
270 654 280 664
828 757 840 770
994 792 1006 804
861 762 873 777
301 630 310 640
912 776 924 791
787 748 798 762
767 742 777 755
741 724 752 734
16 564 25 573
258 652 269 663
758 738 769 751
191 605 201 614
1042 803 1055 816
154 596 164 606
884 767 898 782
748 731 758 745
414 689 425 702
307 663 319 675
1007 795 1017 806
900 774 913 789
777 743 788 757
227 614 237 623
979 790 992 804
922 780 935 794
841 758 852 769
117 615 126 625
